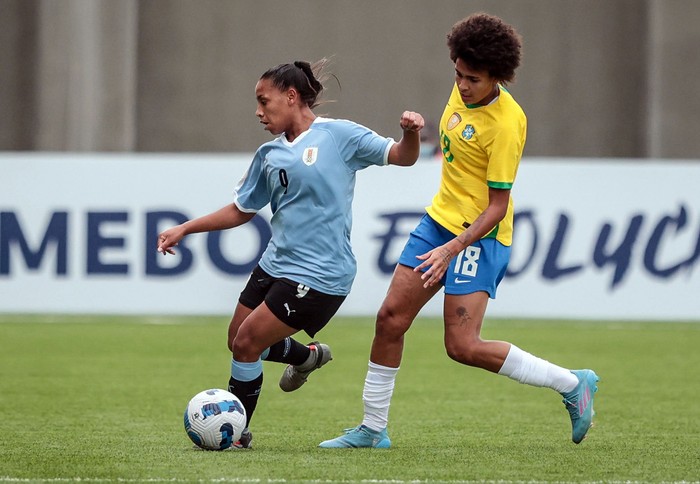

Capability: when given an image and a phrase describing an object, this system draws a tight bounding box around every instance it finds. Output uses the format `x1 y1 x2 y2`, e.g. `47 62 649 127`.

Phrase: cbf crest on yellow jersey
426 83 526 246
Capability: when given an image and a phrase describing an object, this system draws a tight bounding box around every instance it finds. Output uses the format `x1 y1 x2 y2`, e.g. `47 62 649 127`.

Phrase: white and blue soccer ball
184 388 247 450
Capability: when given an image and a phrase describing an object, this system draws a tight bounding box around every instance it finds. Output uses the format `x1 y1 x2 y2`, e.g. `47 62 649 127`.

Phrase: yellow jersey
426 83 527 246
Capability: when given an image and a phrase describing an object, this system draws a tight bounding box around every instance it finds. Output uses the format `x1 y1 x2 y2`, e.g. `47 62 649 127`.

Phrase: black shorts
239 265 346 338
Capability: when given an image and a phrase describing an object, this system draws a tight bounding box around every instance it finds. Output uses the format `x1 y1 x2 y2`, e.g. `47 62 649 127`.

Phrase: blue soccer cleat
318 425 391 449
561 369 600 444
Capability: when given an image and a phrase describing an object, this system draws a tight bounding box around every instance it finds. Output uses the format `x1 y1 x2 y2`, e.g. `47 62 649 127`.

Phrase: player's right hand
157 226 185 255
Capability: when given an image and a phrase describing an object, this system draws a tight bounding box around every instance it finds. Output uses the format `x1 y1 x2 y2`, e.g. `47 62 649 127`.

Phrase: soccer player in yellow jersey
321 13 599 449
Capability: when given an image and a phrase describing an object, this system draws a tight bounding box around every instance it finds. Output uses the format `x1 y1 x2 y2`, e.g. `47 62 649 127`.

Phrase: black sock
263 337 310 366
228 374 263 428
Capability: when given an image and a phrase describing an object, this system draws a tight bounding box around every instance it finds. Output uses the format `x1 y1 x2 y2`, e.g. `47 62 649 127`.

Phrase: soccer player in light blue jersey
320 14 599 449
157 59 424 448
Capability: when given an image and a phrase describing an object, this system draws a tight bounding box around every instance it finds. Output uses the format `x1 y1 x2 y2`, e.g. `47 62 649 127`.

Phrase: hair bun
294 61 322 93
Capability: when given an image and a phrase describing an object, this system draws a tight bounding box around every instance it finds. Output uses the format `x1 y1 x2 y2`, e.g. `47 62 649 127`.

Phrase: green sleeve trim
483 224 499 239
487 181 513 189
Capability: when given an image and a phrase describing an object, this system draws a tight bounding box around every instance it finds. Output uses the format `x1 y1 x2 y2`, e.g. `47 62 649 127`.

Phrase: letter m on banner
0 211 68 275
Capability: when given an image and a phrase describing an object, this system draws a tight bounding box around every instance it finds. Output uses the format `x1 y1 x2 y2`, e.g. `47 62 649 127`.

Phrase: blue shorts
398 214 511 298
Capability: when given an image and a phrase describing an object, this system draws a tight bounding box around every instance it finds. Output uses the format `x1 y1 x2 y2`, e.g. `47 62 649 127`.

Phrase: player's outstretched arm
388 111 424 167
157 203 255 255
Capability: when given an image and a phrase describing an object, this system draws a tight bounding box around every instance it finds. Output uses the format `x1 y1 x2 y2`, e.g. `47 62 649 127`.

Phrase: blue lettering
507 210 538 278
145 211 192 276
207 216 271 275
373 212 423 274
86 212 128 274
0 211 68 275
4 206 698 290
644 205 700 277
541 213 584 280
593 214 644 288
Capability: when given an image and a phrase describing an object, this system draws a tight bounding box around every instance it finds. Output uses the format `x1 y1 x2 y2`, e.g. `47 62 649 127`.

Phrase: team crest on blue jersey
462 125 475 140
302 147 318 166
447 113 461 131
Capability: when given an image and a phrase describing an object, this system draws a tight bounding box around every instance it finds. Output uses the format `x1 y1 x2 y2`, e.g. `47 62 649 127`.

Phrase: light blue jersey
234 117 395 295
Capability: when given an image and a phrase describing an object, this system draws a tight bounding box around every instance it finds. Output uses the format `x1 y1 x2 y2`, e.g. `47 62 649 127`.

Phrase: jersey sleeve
483 118 526 189
332 120 394 170
233 150 269 212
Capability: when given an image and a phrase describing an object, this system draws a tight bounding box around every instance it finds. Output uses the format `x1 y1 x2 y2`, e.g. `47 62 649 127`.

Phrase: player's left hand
399 111 424 132
414 245 453 288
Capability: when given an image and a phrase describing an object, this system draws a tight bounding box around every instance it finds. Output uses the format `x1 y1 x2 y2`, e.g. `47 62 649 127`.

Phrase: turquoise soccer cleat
561 369 600 444
318 425 391 449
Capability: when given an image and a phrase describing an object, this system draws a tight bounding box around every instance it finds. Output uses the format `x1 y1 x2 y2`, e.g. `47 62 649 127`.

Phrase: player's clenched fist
399 111 424 132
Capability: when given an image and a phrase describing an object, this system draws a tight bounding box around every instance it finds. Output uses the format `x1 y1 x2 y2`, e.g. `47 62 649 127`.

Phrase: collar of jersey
279 126 313 146
278 117 330 146
466 95 500 109
465 85 503 109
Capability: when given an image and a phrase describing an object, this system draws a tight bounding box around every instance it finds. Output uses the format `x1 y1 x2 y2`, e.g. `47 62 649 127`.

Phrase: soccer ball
184 388 247 450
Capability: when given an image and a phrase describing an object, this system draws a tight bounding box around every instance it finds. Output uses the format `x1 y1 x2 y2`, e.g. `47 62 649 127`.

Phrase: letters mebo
0 210 271 276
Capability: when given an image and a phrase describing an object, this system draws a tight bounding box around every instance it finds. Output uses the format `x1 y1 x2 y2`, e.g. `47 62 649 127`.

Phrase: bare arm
157 203 256 255
415 187 511 288
387 111 425 166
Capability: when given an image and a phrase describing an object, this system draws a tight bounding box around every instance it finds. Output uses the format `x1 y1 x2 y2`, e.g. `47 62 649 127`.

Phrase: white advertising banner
1 153 698 320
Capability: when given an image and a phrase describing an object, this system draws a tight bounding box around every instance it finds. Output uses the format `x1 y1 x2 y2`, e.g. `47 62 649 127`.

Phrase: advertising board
2 153 698 320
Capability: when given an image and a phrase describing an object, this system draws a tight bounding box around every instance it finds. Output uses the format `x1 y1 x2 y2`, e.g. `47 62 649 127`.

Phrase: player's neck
474 85 500 107
285 110 317 142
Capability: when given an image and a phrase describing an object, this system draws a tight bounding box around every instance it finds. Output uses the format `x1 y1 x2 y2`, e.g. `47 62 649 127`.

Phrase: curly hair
447 13 522 84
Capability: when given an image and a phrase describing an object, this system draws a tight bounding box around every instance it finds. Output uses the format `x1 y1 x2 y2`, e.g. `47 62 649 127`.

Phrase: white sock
498 344 578 393
361 361 399 432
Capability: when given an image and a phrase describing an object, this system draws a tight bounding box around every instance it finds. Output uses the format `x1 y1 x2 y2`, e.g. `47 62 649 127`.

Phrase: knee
227 322 239 353
445 339 481 366
375 304 410 341
228 326 243 354
231 332 257 360
230 337 244 358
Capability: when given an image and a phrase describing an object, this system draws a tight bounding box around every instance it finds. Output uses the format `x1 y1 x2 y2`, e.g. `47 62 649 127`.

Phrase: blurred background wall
1 0 699 158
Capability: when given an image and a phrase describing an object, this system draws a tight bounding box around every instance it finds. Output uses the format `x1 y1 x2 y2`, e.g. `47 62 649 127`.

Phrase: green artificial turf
0 314 698 483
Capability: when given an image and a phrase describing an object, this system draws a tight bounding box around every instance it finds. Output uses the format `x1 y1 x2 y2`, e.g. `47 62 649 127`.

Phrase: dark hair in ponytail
260 58 337 109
